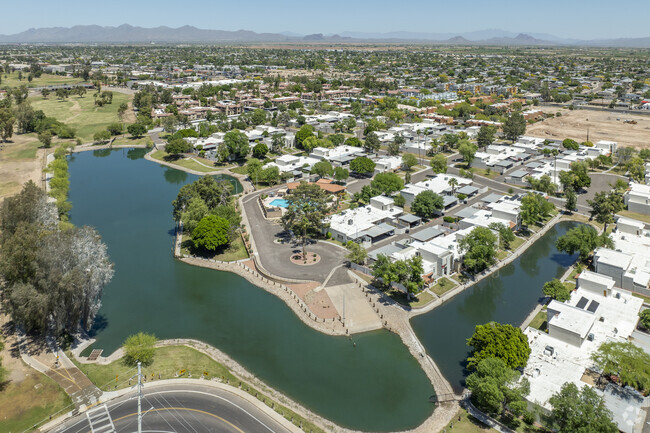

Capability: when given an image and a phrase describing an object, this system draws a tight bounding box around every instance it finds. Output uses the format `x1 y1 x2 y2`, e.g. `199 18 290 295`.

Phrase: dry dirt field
527 106 650 149
0 134 45 200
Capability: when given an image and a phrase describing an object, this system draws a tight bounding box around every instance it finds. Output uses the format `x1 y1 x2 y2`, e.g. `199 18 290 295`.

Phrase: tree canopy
192 215 231 251
559 161 591 191
466 322 531 370
549 383 617 433
466 357 530 417
503 111 526 141
458 140 478 166
430 154 448 174
591 341 650 393
0 182 113 336
372 254 424 294
543 279 572 302
349 156 376 175
370 172 404 195
459 226 498 273
123 332 158 367
411 190 443 218
520 192 555 226
555 224 613 261
282 182 329 257
224 130 250 159
588 191 624 231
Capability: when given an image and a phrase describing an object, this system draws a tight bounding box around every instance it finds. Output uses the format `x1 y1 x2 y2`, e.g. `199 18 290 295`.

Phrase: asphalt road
52 383 294 433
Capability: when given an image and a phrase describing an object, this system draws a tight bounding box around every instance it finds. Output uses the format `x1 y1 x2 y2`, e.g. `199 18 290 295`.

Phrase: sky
2 0 649 40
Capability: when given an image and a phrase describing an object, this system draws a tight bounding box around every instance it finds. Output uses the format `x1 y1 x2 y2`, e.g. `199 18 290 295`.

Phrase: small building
624 182 650 215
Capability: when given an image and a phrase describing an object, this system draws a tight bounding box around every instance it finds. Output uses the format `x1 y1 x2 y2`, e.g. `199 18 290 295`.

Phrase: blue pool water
269 198 289 208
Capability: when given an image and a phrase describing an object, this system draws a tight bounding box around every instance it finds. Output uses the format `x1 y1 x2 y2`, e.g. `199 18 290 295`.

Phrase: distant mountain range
0 24 648 48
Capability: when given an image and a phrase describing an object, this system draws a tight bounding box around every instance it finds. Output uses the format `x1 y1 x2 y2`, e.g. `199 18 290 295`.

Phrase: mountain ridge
0 24 647 47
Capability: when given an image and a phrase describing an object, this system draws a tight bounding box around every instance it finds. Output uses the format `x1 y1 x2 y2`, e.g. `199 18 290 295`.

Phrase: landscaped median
71 344 326 433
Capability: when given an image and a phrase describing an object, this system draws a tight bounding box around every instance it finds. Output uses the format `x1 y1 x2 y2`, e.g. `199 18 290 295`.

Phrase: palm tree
448 178 459 195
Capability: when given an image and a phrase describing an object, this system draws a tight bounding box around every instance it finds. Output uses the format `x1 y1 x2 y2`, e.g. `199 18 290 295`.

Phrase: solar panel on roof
576 297 589 309
587 300 600 313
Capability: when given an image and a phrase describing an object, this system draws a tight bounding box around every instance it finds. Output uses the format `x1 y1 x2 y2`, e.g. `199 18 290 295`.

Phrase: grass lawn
618 210 650 224
509 236 526 251
72 346 237 391
441 408 496 432
410 290 435 308
529 309 548 332
73 345 325 433
181 233 249 262
567 267 582 281
229 165 248 175
110 135 153 147
497 250 509 260
0 367 72 433
2 71 86 88
473 168 500 179
431 277 457 296
29 92 133 142
151 150 217 173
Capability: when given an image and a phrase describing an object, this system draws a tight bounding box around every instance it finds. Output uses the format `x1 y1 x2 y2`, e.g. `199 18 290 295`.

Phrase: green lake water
68 148 435 432
411 221 580 392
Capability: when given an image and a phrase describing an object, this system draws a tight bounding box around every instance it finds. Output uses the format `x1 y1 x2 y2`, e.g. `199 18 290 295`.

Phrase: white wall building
624 182 650 215
401 174 472 205
328 197 402 244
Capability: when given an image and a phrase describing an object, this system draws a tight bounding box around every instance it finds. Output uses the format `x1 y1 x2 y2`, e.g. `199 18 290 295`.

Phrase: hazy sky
2 0 649 40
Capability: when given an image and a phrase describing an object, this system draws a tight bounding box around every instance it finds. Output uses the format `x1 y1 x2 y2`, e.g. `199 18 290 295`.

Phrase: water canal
411 221 580 392
68 148 435 432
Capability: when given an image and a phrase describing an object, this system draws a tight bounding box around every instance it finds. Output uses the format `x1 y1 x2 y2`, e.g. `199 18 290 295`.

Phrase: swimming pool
269 198 289 208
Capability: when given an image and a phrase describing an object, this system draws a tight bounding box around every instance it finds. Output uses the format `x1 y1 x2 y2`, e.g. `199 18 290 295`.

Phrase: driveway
242 189 350 284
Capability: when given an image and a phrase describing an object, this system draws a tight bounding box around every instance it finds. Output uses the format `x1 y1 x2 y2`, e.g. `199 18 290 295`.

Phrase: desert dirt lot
527 106 650 149
0 134 45 200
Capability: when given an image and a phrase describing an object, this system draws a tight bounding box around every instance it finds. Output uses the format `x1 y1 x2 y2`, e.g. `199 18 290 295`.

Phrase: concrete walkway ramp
324 283 382 334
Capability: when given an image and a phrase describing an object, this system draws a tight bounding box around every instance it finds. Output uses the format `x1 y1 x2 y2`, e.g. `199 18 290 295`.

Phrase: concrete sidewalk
324 283 382 333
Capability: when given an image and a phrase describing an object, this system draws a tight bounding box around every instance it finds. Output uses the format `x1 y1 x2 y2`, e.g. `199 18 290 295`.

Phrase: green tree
387 140 401 156
549 383 617 433
562 138 580 151
459 226 498 273
165 137 192 157
371 172 404 195
181 197 209 234
476 125 496 148
564 186 577 213
559 161 591 191
555 224 613 261
639 310 650 330
520 192 555 226
172 176 231 221
127 123 147 138
295 124 315 148
106 123 123 136
333 167 349 183
543 279 572 301
260 166 280 185
224 130 249 159
350 156 376 176
0 108 15 142
345 241 368 265
192 215 230 251
252 142 268 159
588 191 624 232
311 160 333 178
302 135 319 152
466 357 530 416
458 140 478 166
363 131 380 154
394 193 406 207
466 322 531 370
411 190 443 218
402 153 418 171
250 108 267 126
93 130 111 143
345 136 361 147
123 332 158 367
488 222 515 250
282 182 329 257
38 130 52 148
591 341 650 392
430 154 448 174
502 112 526 141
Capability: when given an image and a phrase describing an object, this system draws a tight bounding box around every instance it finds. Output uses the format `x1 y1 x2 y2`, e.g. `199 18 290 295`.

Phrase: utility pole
137 361 143 433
